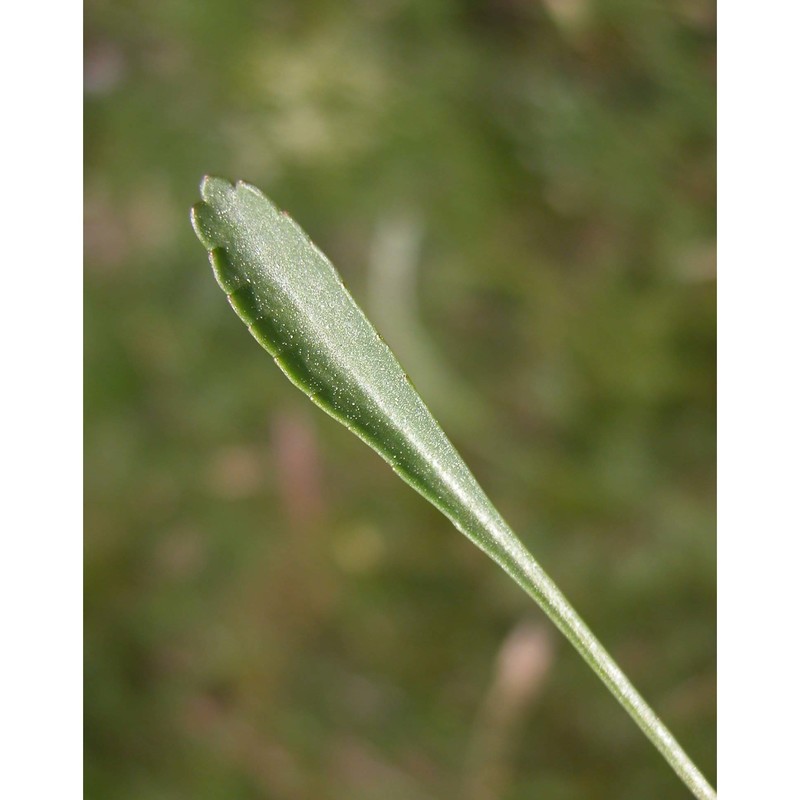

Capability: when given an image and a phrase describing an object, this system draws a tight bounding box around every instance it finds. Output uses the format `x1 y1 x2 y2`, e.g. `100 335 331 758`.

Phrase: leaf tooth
235 179 266 199
199 175 235 207
227 283 261 325
189 202 217 250
207 247 243 294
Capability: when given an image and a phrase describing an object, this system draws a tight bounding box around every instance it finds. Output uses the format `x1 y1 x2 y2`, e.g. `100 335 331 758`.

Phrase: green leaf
190 176 715 799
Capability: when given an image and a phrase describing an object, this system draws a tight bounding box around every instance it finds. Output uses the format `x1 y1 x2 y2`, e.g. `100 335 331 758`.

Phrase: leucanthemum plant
191 176 715 800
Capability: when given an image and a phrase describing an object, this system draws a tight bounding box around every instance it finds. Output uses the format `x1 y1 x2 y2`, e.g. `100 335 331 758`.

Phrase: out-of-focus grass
85 1 715 798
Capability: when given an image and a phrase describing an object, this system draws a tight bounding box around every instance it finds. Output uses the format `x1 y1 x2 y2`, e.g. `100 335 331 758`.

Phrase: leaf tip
199 175 235 206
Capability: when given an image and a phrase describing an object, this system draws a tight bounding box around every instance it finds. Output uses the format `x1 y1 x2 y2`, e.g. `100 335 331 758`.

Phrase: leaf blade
191 177 508 557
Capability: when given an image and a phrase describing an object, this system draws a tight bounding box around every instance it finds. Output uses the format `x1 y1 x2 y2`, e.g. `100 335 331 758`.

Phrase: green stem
463 510 715 799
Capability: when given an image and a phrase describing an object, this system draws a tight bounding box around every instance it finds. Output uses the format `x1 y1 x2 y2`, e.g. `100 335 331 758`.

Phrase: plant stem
465 512 716 799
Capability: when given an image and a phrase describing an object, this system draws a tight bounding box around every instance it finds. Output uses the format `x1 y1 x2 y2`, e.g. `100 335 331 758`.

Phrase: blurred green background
85 1 715 797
